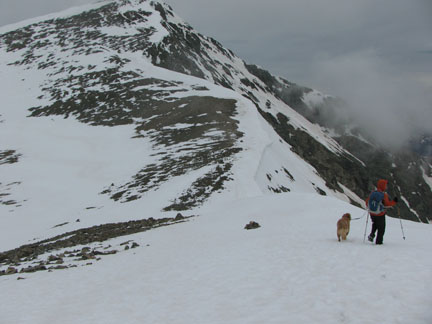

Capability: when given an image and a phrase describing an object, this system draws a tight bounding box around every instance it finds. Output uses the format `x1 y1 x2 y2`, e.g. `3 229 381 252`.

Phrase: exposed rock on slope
0 0 431 223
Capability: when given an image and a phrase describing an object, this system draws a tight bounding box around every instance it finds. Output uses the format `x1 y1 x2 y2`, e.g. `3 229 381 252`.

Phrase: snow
0 1 112 34
253 124 330 196
335 182 366 207
116 0 169 43
99 25 142 37
0 114 157 249
400 196 422 222
2 71 430 322
1 194 432 324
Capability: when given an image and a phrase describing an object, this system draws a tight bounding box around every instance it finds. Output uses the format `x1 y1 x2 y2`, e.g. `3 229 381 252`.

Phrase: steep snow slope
1 194 431 324
0 58 243 248
0 58 335 250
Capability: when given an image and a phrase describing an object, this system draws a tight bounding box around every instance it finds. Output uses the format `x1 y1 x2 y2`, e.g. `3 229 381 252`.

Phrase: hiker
365 179 398 245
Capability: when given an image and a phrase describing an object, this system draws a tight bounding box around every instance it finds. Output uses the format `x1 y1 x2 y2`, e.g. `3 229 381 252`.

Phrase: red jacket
365 179 396 216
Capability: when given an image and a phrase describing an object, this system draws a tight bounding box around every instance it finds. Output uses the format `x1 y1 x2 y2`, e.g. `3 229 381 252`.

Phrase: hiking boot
368 234 374 242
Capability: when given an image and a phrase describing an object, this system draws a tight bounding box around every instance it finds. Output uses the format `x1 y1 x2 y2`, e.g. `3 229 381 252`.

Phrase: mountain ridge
0 0 431 254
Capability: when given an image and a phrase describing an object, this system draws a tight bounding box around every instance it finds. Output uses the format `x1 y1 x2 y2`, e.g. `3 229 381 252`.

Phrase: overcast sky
1 0 431 145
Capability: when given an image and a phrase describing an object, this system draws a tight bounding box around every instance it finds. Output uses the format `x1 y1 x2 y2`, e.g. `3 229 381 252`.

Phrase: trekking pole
398 207 406 240
363 210 370 243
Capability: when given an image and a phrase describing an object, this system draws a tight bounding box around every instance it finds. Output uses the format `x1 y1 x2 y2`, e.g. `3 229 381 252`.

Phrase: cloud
309 50 432 148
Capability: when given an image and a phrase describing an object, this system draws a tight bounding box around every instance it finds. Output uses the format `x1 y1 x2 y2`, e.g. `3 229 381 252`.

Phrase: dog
337 213 351 242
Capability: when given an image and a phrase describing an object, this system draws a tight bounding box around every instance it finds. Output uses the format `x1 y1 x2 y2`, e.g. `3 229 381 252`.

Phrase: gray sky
1 0 431 145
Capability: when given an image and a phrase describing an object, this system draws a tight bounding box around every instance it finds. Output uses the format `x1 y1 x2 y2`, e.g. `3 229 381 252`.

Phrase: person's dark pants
370 215 386 244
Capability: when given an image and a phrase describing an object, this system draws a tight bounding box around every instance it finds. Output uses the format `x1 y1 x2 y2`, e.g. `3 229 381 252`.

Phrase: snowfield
1 194 431 324
0 35 343 251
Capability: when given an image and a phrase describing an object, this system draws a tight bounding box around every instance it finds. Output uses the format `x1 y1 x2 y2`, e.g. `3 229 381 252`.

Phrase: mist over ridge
305 49 432 151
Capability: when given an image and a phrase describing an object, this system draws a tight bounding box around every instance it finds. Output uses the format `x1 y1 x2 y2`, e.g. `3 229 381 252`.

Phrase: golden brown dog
337 213 351 242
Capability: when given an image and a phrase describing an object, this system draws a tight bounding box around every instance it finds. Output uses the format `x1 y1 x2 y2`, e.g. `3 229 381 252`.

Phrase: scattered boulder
244 221 261 230
80 252 96 260
20 264 47 273
93 250 117 256
47 254 63 263
0 215 194 276
120 240 132 246
175 213 184 221
53 222 69 228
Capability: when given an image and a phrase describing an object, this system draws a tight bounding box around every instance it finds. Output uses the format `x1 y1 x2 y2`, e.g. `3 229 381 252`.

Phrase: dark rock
175 213 184 220
0 150 21 165
0 215 193 275
244 221 261 230
6 266 17 275
53 222 69 228
120 240 132 246
80 252 95 260
20 265 47 273
93 250 117 256
47 255 62 262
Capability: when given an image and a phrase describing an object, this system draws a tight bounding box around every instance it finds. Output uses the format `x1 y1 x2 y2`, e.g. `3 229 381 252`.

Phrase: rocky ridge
0 213 192 276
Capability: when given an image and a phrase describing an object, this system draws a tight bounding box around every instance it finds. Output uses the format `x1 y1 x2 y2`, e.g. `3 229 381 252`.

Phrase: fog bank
309 50 432 149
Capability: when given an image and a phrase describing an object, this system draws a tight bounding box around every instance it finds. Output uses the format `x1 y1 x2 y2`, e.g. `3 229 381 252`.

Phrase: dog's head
342 213 351 220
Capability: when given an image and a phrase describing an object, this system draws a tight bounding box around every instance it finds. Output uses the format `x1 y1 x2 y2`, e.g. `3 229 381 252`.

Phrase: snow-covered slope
0 40 338 250
0 0 359 250
1 1 432 323
1 0 431 228
1 194 432 324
